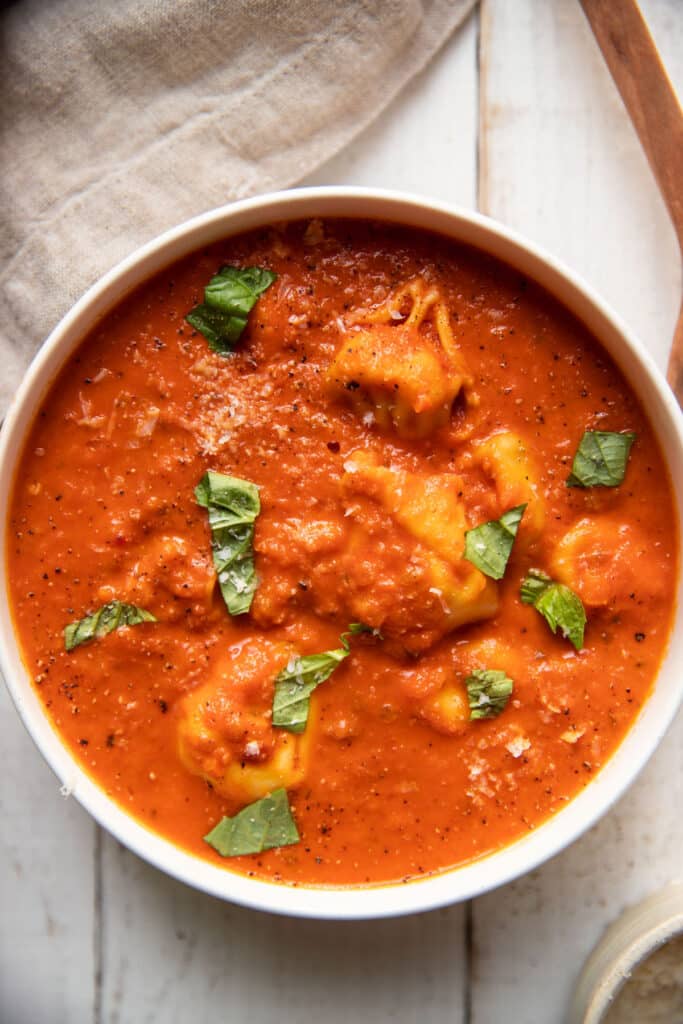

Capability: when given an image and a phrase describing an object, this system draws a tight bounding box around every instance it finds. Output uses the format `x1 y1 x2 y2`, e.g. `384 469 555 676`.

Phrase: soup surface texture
7 219 677 887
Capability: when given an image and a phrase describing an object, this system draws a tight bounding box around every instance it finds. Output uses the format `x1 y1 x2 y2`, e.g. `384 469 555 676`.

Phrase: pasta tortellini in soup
250 449 500 653
468 431 546 544
177 639 312 803
339 450 498 653
97 534 215 618
551 516 663 607
416 638 525 735
327 278 472 439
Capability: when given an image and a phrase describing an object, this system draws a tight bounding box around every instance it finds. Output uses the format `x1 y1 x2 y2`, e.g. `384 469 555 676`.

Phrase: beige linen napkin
0 0 475 416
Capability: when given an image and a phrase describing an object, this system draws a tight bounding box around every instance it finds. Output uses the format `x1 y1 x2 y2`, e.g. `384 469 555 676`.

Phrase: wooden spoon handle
580 0 683 248
580 0 683 400
666 298 683 399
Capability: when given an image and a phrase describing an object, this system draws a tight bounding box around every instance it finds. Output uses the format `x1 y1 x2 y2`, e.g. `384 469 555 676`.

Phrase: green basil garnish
272 638 351 734
520 568 586 651
567 430 636 488
344 622 383 640
195 470 260 616
464 504 527 580
186 266 277 354
64 601 156 651
466 669 514 720
204 788 299 857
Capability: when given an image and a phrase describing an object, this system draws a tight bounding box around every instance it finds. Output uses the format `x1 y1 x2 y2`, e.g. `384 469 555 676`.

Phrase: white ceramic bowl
1 187 682 920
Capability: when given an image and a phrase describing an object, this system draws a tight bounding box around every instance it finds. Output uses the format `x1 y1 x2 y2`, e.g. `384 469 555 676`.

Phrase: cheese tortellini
550 516 662 608
469 431 546 544
96 533 216 624
327 278 472 439
339 450 498 653
419 681 470 736
177 639 312 804
417 638 525 735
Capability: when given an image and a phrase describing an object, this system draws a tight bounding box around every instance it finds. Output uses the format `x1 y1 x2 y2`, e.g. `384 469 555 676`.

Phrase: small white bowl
1 187 683 919
567 882 683 1023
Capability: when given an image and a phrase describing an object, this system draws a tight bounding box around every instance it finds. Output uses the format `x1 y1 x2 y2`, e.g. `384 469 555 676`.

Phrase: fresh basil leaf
204 788 299 857
520 568 586 650
64 601 156 651
347 622 374 635
195 470 260 616
272 642 350 734
195 469 260 526
341 622 383 647
519 567 553 605
466 669 514 720
186 305 246 352
204 266 277 315
567 430 636 488
186 266 277 355
464 504 527 580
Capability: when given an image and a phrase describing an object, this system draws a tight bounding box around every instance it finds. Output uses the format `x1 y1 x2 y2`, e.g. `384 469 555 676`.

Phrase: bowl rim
2 185 683 920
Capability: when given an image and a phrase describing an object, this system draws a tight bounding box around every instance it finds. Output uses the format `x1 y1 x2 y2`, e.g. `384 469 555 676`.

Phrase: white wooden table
2 2 682 1021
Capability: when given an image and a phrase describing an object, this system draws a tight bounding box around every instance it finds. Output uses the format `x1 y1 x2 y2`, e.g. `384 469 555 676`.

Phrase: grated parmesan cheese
561 726 585 744
505 735 531 758
603 935 683 1023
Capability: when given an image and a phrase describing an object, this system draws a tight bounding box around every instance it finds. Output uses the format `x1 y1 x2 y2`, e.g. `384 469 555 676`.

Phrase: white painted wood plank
478 0 681 371
302 10 479 208
99 836 466 1024
0 682 96 1024
96 21 480 1024
471 724 683 1024
472 2 683 1022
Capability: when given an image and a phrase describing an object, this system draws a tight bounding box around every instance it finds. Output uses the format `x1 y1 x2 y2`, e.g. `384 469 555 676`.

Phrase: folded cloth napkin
0 0 474 417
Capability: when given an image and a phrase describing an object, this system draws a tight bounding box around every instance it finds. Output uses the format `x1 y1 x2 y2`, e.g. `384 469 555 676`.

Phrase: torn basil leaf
341 622 383 646
186 266 277 354
195 470 260 616
567 430 636 488
464 504 527 580
347 622 374 636
520 568 586 651
64 601 156 651
204 788 299 857
466 669 514 720
272 640 350 734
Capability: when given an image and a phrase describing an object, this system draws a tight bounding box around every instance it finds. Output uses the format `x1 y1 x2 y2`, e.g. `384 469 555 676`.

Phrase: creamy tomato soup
7 219 677 886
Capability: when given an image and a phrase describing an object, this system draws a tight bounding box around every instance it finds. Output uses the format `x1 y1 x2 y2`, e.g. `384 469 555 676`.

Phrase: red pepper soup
7 219 677 886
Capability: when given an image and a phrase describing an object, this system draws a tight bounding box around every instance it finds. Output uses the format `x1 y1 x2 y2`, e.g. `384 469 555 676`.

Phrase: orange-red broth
7 220 677 886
